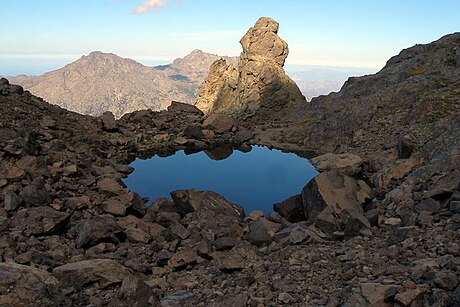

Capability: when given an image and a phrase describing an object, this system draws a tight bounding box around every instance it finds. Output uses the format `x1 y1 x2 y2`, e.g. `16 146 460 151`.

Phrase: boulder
273 194 305 222
12 207 70 236
397 134 415 159
310 153 365 176
0 262 63 306
52 259 129 289
202 113 234 133
97 177 125 196
301 171 373 236
167 101 204 115
170 189 245 218
242 220 272 247
19 177 51 207
74 215 126 249
217 242 260 271
99 111 118 131
184 123 205 140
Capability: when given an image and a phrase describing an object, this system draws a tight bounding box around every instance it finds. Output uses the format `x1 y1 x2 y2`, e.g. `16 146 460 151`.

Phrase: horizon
1 0 459 76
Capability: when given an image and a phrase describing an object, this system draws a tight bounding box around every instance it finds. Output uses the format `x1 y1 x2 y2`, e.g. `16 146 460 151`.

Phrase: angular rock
273 194 306 222
99 111 118 131
394 289 424 306
12 207 70 236
170 189 245 218
217 242 260 271
102 198 126 216
117 276 153 307
97 177 125 196
202 113 234 134
0 161 24 180
0 262 62 306
19 177 51 207
242 220 272 247
167 101 204 115
53 259 129 289
434 271 459 291
170 222 190 240
4 192 22 211
74 216 125 249
168 248 198 269
310 153 365 176
397 134 415 159
126 227 151 243
184 123 205 140
213 237 239 251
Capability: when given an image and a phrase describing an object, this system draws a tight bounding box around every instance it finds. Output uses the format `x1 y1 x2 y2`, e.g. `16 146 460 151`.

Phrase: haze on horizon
1 0 459 76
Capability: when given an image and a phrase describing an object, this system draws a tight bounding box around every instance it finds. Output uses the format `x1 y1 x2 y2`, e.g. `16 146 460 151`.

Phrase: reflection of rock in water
204 147 233 160
236 144 252 153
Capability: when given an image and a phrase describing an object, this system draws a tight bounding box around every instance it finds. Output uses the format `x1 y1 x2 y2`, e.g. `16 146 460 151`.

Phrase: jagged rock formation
7 50 236 118
194 17 306 119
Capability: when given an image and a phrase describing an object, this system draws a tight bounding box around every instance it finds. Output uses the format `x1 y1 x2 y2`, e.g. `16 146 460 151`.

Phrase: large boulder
74 215 126 249
170 189 245 218
52 259 129 289
202 113 234 134
12 207 70 236
310 153 365 176
301 171 373 236
194 17 305 119
273 194 305 222
0 263 63 306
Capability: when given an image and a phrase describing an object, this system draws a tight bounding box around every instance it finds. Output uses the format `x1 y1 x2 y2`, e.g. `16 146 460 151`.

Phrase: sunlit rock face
194 17 306 120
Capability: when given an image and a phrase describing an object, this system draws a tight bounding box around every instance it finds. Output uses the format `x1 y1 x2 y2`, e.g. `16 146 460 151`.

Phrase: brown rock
102 198 126 216
74 215 125 249
394 289 424 306
273 194 305 222
19 177 51 207
97 177 125 196
12 207 70 236
170 189 245 218
310 153 365 176
118 276 153 307
202 113 234 133
168 248 198 269
126 227 151 243
99 111 118 131
53 259 129 289
167 101 204 115
0 262 62 306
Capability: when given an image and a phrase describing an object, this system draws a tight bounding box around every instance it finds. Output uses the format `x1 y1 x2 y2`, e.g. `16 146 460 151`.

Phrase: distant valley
6 51 352 117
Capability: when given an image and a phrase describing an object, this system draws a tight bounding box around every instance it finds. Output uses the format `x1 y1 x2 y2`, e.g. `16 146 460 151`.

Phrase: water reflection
123 146 318 214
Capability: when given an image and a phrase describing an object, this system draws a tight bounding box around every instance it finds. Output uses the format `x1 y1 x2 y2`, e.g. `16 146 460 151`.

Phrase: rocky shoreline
1 21 460 307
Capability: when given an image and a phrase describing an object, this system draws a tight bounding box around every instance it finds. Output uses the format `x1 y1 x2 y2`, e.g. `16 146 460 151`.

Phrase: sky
1 0 459 76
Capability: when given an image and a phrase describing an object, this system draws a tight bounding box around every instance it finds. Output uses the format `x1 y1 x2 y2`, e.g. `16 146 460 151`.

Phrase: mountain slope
8 51 235 118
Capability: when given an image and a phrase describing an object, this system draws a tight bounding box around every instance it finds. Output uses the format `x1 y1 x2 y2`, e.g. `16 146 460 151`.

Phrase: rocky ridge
0 20 459 307
194 17 306 120
7 50 237 118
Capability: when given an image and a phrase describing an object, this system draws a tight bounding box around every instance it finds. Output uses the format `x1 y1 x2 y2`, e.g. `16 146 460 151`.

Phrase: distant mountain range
6 50 348 117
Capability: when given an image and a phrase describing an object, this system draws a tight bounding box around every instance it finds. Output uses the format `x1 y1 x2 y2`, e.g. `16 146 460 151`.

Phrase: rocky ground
1 27 460 307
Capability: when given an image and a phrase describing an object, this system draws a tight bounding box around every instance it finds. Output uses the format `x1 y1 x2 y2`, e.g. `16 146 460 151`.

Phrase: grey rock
74 216 125 249
19 177 51 207
273 194 305 222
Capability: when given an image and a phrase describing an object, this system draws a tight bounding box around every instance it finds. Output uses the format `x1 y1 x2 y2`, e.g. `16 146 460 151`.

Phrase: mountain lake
123 146 318 214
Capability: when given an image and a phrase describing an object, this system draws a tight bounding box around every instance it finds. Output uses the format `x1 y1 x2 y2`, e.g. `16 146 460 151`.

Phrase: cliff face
194 17 306 120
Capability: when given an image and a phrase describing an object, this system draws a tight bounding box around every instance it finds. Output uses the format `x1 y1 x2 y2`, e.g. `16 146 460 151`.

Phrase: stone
289 226 311 245
168 248 198 269
434 271 459 291
449 285 460 306
97 177 125 196
213 237 239 251
63 164 78 176
170 189 245 218
242 220 272 247
413 198 441 214
197 239 212 258
156 250 174 266
4 192 22 211
160 290 193 306
99 111 118 131
394 289 424 306
174 136 188 145
102 198 126 216
388 226 418 245
0 161 25 180
53 259 129 289
273 194 306 222
202 113 234 133
126 227 151 243
19 177 51 207
74 216 126 249
118 276 153 307
310 153 365 176
149 197 178 213
397 134 415 159
167 101 204 115
184 123 205 140
314 206 340 235
217 242 260 271
12 207 70 236
0 262 63 306
416 211 433 226
448 200 460 213
170 222 190 240
234 129 254 142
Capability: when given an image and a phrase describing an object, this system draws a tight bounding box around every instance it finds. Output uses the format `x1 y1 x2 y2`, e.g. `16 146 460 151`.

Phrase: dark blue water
123 146 318 214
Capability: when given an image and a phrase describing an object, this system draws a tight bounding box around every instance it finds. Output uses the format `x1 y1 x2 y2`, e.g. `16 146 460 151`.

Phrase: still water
123 146 318 214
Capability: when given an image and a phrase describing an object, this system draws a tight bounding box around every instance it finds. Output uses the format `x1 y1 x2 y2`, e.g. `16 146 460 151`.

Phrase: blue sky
1 0 459 75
